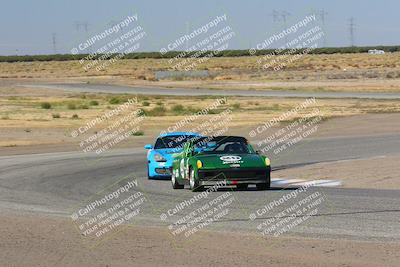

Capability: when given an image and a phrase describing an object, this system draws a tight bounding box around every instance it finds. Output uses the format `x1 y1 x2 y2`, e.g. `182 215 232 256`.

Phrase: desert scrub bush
131 130 144 136
108 95 132 105
171 104 185 114
71 114 79 119
363 71 380 79
386 71 400 79
145 106 167 116
79 104 89 109
67 103 76 110
89 100 99 106
142 101 150 106
109 97 121 104
208 109 223 114
232 103 241 109
52 113 61 118
41 102 52 109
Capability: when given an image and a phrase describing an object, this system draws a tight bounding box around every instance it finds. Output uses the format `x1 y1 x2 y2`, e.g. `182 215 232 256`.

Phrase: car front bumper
155 167 172 175
197 167 271 186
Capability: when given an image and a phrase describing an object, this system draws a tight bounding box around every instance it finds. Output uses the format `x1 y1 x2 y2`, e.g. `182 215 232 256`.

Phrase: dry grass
2 93 399 129
1 53 400 92
1 53 399 78
1 87 399 147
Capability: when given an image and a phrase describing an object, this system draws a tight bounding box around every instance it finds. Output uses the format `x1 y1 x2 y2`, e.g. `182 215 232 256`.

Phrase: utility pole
280 11 291 28
268 10 291 46
348 17 356 46
270 10 280 23
52 33 57 54
185 21 190 52
280 11 291 45
74 21 91 53
74 21 90 34
269 10 280 37
318 9 328 47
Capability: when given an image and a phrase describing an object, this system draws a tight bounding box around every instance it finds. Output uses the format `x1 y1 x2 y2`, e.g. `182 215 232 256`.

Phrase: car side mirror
144 144 153 150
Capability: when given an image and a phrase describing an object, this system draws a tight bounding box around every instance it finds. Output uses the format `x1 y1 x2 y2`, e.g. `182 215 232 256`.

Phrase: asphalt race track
1 133 400 242
25 83 400 99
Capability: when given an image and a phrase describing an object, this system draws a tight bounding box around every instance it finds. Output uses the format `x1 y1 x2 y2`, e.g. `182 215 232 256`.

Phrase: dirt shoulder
275 155 400 190
0 212 399 267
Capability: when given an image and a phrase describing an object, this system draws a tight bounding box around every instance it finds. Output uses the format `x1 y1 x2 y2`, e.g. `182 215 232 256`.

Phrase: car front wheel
171 172 184 189
189 168 202 192
147 165 152 179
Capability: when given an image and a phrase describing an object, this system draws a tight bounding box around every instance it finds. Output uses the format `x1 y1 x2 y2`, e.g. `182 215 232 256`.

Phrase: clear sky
0 0 399 55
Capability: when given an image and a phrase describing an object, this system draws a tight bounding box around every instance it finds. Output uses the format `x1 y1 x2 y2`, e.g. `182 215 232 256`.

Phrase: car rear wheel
171 172 184 189
189 168 203 192
236 184 248 190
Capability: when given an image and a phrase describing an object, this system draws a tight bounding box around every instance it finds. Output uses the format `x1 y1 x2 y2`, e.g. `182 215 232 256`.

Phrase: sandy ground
1 113 399 154
275 155 400 190
1 211 399 267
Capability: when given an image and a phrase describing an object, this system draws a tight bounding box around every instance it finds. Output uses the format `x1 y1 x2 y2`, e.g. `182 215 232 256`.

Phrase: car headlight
265 157 271 167
154 153 166 162
197 160 203 169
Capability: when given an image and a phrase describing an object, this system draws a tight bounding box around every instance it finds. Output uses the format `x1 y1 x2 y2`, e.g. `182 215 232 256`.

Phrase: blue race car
144 132 203 179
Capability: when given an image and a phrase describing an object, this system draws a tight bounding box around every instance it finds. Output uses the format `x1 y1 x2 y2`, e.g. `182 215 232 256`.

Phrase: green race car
171 136 271 191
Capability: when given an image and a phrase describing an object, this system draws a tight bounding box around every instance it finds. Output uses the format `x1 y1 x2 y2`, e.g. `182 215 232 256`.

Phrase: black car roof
207 136 248 143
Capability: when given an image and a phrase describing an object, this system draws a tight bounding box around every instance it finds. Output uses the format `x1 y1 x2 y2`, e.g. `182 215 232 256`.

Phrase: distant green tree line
0 46 398 63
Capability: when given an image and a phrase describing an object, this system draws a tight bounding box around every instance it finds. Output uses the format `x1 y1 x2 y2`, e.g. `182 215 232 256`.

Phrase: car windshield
202 140 254 154
154 135 199 149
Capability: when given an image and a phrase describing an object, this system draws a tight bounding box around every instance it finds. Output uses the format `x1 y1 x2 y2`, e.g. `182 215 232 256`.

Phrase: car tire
236 184 248 190
189 168 203 192
147 165 153 180
171 172 184 189
256 182 270 190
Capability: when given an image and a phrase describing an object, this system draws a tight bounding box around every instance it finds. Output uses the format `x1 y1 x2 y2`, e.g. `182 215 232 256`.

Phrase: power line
348 17 356 46
269 10 291 26
52 33 57 54
74 21 91 53
280 11 291 28
269 10 280 23
185 21 191 51
317 9 328 47
74 21 90 34
269 10 291 44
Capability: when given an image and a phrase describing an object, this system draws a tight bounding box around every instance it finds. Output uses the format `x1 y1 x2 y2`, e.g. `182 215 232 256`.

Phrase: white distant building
368 49 385 55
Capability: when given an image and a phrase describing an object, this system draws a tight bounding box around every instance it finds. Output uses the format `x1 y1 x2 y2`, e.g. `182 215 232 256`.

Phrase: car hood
195 153 266 169
151 148 183 159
